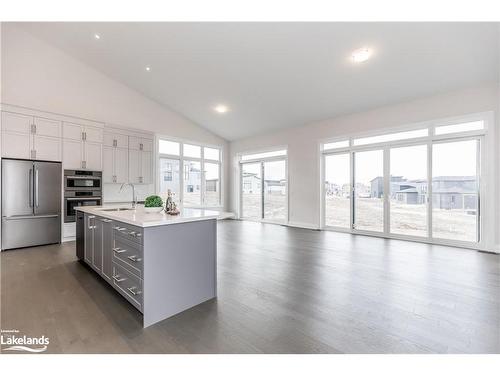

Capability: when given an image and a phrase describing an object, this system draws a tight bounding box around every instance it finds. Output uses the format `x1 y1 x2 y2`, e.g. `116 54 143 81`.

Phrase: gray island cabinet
75 207 220 328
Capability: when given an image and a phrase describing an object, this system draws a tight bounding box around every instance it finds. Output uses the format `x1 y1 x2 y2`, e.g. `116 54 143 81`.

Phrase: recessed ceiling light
351 47 372 63
145 66 151 72
94 34 101 40
214 104 229 114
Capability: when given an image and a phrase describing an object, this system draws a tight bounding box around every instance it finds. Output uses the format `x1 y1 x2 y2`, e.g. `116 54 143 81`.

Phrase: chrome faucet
119 183 137 208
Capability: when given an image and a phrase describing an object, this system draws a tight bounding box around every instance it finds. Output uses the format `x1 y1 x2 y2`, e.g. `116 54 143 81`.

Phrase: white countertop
75 204 234 228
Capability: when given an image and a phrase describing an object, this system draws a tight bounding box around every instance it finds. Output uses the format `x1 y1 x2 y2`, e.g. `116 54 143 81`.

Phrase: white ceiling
17 22 499 141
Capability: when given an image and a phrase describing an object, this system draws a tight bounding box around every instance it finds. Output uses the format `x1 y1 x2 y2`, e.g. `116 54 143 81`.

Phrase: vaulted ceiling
17 22 499 141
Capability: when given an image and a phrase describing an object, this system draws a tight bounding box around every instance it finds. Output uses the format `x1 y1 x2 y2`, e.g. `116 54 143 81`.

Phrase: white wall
230 84 499 249
0 24 229 207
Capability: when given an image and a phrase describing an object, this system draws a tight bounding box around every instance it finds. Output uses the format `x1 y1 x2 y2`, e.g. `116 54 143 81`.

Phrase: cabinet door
63 139 83 169
1 111 32 134
128 149 141 184
34 117 61 137
85 142 102 171
102 146 114 183
33 135 61 161
1 132 31 159
85 126 103 143
63 122 84 140
84 214 94 265
128 136 141 150
141 138 153 152
93 218 103 272
101 219 113 282
115 147 129 183
141 151 152 184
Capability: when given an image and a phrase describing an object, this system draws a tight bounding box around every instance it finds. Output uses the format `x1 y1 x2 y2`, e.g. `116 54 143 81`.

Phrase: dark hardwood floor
1 220 499 353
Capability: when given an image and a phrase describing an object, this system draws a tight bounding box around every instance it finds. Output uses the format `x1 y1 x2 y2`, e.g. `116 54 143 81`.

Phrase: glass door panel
204 162 220 207
183 160 201 206
241 163 262 219
353 149 384 232
324 153 350 228
389 144 428 237
263 160 286 222
432 139 479 242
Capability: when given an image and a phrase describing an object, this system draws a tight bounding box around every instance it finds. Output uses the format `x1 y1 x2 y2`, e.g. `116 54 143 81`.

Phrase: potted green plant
144 195 164 213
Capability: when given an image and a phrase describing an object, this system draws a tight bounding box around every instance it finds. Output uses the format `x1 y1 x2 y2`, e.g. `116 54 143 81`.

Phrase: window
183 144 201 158
158 138 223 208
390 144 428 237
159 158 180 202
204 147 220 161
353 128 428 146
434 120 484 135
241 149 287 161
321 112 487 247
240 149 287 223
159 140 180 155
323 140 349 151
432 139 479 242
353 149 384 232
324 153 350 228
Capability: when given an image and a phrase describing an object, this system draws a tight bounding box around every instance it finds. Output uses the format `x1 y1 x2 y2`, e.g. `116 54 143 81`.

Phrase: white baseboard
287 221 320 230
62 237 75 243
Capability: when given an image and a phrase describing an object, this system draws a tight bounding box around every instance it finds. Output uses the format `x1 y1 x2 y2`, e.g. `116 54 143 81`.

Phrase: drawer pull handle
113 226 126 231
135 233 142 237
113 275 126 282
101 219 112 223
129 231 136 236
113 247 126 253
127 287 142 296
127 255 142 262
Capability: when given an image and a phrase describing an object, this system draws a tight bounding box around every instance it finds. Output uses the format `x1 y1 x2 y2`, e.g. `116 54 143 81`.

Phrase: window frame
319 111 493 251
156 136 223 209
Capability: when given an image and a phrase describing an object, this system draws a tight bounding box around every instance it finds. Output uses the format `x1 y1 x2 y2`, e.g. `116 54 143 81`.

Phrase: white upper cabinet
34 117 62 138
62 122 103 170
128 136 153 184
84 141 102 171
63 122 84 140
104 132 128 148
63 139 84 169
1 111 62 161
1 112 31 134
114 147 129 183
102 146 114 183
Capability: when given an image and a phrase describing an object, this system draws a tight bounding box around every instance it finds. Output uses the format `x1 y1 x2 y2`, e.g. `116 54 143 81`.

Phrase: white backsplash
103 183 155 203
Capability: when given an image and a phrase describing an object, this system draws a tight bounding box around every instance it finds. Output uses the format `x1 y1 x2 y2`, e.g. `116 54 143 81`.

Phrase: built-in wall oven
64 170 102 222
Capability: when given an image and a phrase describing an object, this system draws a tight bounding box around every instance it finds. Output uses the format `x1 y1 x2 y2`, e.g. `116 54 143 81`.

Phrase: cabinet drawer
112 262 143 312
113 223 143 245
113 236 143 278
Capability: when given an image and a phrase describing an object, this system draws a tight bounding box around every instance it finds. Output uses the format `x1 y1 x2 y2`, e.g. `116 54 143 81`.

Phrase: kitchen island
75 205 232 327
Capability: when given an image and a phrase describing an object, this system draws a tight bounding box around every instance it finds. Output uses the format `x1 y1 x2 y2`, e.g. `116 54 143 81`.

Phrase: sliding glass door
263 160 287 221
353 149 384 232
389 144 428 237
240 152 288 223
322 132 482 247
324 153 350 228
432 139 479 242
241 163 262 220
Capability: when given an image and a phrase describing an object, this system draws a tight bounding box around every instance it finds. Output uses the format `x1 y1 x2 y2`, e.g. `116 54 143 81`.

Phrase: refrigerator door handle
29 168 33 207
34 168 39 207
4 214 59 220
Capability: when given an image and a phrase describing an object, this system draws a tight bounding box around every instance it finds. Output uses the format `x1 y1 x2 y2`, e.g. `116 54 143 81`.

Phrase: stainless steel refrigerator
1 159 61 250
